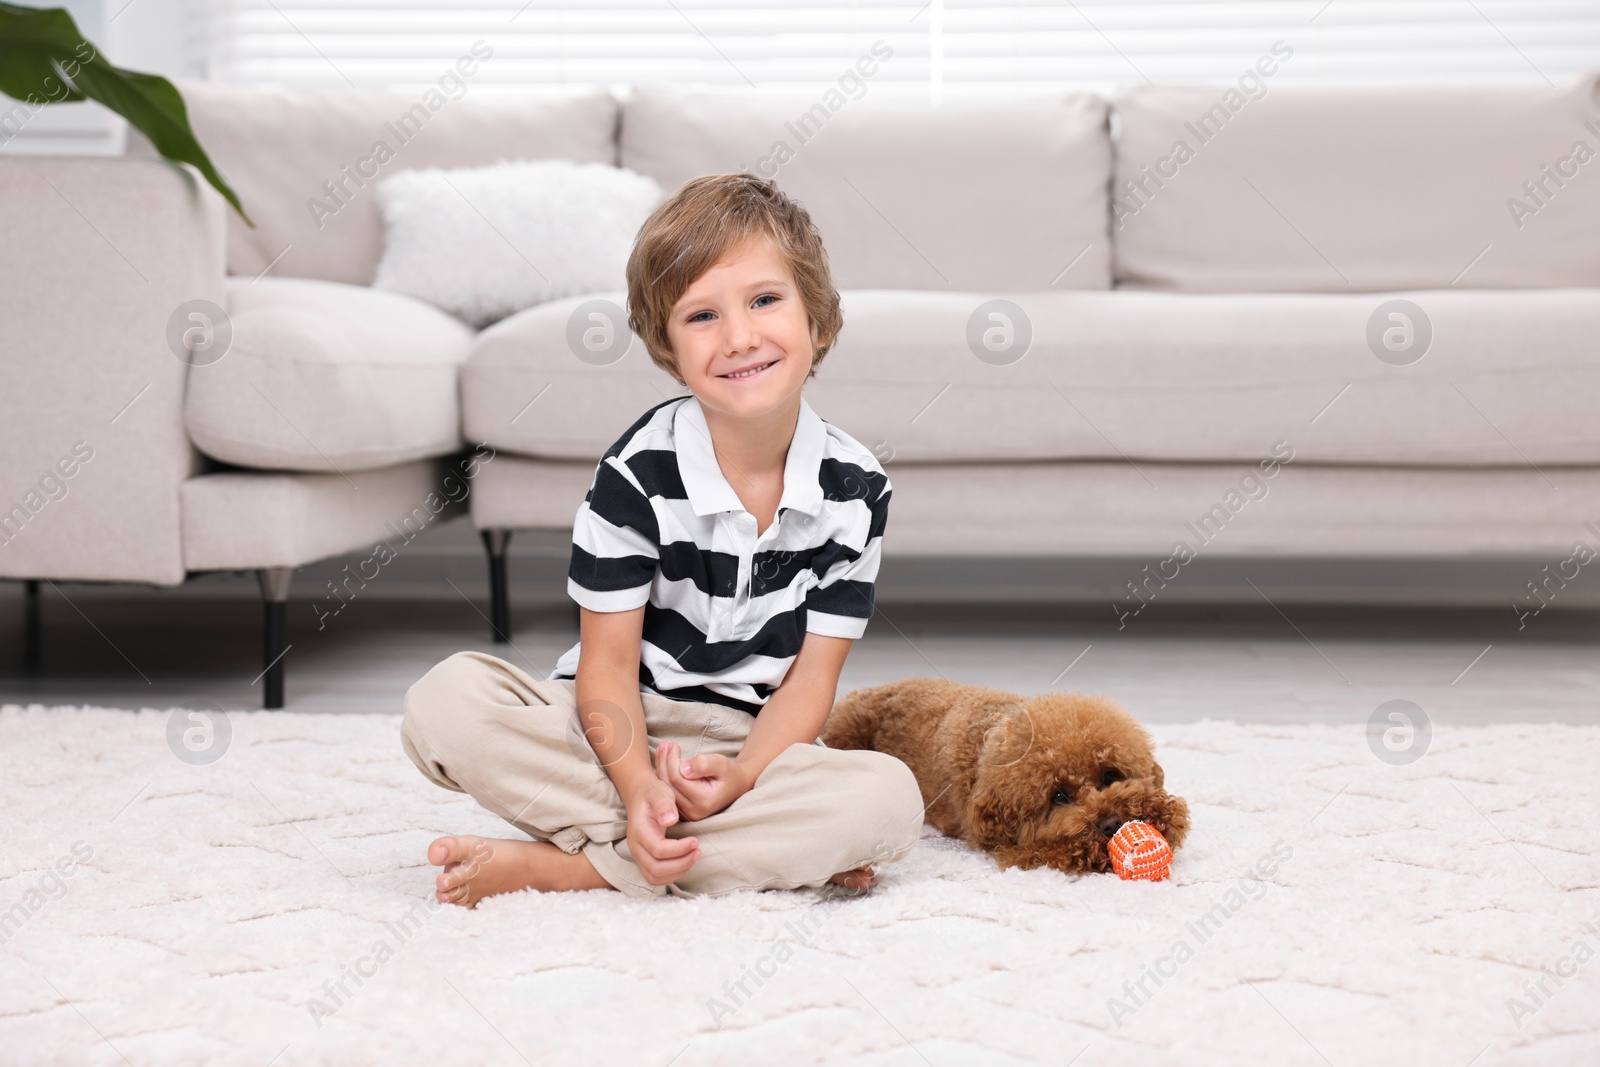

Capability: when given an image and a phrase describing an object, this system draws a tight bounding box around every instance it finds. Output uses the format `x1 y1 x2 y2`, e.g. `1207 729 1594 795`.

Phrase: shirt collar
778 397 827 518
673 395 828 519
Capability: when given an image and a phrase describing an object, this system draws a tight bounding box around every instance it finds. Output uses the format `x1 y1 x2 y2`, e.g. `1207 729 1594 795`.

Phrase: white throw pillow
372 160 664 327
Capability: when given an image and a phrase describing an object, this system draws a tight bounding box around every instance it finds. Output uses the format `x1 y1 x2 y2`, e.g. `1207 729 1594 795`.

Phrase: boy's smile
666 234 816 422
718 358 778 381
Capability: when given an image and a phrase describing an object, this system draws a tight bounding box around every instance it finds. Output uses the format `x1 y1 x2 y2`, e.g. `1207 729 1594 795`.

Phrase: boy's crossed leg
402 651 923 905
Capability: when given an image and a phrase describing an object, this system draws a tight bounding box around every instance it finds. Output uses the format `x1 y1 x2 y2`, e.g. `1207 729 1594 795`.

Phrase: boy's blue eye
687 295 776 323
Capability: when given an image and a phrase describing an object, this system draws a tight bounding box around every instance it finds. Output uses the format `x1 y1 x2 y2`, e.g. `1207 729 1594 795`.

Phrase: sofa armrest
0 156 224 585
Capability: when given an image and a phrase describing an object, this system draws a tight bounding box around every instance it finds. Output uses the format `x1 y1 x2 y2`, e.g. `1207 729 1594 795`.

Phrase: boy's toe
429 835 477 867
428 836 454 866
828 865 875 889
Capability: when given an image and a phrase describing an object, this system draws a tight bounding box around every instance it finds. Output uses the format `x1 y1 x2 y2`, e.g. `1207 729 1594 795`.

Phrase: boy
401 173 924 904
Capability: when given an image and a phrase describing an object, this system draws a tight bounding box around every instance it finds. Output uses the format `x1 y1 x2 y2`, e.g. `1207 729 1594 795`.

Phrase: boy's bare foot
428 835 614 907
828 865 875 890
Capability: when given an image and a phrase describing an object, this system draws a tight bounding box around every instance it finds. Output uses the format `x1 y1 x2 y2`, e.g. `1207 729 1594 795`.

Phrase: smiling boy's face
665 233 816 422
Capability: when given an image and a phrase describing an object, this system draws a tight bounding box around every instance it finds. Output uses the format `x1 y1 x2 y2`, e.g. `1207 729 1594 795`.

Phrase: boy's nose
723 321 758 353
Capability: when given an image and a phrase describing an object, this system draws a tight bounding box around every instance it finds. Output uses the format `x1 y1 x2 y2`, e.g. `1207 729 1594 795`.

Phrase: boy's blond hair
626 173 843 383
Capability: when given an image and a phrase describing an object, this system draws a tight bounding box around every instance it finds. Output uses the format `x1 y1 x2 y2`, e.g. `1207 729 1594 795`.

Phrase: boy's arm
573 604 655 797
734 632 853 783
660 632 852 817
575 605 702 885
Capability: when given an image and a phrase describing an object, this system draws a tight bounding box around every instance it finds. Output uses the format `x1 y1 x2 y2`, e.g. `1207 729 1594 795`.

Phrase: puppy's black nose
1096 815 1123 838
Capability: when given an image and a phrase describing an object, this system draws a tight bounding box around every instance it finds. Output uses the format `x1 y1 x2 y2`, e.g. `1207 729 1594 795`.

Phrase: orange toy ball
1107 820 1173 882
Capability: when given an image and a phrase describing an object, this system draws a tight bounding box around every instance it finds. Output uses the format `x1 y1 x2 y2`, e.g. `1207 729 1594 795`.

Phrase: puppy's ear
964 711 1036 848
1151 760 1165 789
978 704 1034 769
967 782 1029 849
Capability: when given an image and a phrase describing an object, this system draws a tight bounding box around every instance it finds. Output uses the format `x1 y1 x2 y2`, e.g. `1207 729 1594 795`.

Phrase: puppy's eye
1051 787 1073 806
1100 769 1124 788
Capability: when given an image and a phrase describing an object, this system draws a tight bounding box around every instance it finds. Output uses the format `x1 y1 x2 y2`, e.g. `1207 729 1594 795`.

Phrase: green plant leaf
0 3 251 224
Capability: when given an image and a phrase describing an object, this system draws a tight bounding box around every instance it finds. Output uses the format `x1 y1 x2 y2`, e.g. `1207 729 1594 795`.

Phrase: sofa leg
257 567 293 710
480 529 512 644
22 579 41 673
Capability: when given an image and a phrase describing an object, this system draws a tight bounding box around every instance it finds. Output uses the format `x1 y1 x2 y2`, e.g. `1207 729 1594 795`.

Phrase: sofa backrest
1113 74 1600 291
138 81 618 286
147 73 1600 296
620 84 1113 291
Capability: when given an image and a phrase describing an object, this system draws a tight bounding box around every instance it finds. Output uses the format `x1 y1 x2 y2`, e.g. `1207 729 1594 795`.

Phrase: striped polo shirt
549 394 890 714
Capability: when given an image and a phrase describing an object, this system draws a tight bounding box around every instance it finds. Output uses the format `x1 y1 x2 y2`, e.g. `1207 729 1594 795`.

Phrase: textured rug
1 704 1596 1067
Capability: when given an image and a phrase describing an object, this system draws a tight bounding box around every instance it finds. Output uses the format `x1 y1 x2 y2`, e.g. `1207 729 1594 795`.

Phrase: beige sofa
1 87 616 706
4 74 1599 704
466 77 1600 637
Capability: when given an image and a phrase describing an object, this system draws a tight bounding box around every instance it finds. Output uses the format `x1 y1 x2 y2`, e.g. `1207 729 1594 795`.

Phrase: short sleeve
804 471 891 639
567 456 661 612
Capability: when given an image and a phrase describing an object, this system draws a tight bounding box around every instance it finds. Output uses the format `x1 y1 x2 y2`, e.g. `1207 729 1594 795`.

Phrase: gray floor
4 542 1599 726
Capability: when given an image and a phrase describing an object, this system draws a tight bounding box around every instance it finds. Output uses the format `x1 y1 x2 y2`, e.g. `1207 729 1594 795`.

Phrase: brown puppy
823 679 1190 874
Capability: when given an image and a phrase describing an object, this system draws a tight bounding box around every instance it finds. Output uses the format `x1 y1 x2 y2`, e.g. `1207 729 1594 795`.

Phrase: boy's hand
656 740 754 822
623 777 701 886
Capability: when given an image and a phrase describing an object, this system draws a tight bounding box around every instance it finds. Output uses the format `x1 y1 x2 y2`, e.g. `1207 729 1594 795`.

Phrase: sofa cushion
186 278 475 472
464 288 1600 467
621 84 1112 291
467 453 1600 560
462 290 686 460
133 82 618 286
1113 74 1600 291
182 459 464 571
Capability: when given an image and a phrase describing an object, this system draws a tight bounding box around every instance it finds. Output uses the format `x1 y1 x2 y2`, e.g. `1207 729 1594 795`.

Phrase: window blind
190 0 1600 93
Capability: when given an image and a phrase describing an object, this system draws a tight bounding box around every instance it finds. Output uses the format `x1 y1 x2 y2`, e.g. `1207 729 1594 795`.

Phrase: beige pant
400 650 925 899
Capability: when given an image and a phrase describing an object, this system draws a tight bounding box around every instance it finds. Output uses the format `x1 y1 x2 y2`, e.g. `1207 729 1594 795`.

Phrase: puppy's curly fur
823 679 1190 874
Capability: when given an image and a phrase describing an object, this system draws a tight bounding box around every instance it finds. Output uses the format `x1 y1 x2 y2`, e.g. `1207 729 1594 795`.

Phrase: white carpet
1 705 1596 1067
